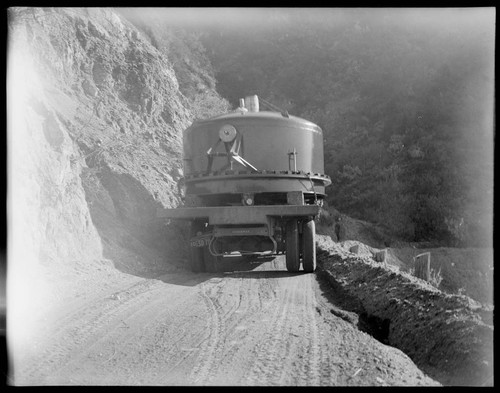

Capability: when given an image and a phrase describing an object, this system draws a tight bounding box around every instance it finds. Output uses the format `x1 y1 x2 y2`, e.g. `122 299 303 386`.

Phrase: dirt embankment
318 205 494 306
315 235 494 386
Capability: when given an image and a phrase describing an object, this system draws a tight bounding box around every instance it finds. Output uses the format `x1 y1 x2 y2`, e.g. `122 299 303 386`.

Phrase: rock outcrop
7 7 229 285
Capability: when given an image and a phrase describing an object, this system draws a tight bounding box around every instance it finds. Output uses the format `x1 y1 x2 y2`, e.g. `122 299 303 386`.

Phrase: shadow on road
152 255 303 286
154 272 215 287
222 270 304 279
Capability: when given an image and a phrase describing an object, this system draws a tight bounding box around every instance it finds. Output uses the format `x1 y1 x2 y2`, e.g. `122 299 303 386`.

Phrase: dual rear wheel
189 244 219 273
189 221 219 273
190 219 316 273
285 218 316 273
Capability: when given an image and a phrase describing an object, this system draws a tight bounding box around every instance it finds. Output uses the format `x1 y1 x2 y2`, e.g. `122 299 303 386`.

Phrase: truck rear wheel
286 219 300 272
203 247 219 273
190 247 205 273
189 221 206 273
302 219 316 273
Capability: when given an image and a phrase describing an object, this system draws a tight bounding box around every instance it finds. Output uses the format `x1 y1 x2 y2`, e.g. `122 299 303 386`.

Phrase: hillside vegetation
195 8 494 247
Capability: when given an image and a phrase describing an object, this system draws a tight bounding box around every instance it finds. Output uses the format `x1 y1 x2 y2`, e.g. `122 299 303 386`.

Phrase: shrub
408 266 443 289
429 267 443 289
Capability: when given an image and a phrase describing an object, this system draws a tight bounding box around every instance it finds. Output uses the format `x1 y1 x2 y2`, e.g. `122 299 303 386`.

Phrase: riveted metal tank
182 98 331 203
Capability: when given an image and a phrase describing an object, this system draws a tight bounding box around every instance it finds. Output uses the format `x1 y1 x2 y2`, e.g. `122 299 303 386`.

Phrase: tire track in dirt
93 285 209 385
192 268 328 386
14 259 441 386
243 276 296 385
188 279 224 384
188 274 270 385
291 274 322 385
197 273 276 385
272 274 323 386
276 279 306 385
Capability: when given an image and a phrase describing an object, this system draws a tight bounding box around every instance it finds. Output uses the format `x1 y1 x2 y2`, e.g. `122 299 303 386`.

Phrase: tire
203 247 219 273
299 231 304 258
286 219 300 272
189 221 206 273
302 219 316 273
190 247 205 273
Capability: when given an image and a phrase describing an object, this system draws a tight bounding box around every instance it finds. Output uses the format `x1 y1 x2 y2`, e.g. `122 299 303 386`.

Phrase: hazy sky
119 7 495 33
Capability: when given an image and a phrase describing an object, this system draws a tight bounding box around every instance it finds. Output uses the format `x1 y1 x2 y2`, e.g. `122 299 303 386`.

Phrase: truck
157 95 331 273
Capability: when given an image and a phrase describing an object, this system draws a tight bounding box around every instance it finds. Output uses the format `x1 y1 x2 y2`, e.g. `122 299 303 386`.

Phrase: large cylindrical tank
182 110 331 199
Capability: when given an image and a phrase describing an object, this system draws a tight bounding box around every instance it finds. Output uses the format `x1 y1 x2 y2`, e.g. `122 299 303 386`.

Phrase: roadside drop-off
315 235 493 386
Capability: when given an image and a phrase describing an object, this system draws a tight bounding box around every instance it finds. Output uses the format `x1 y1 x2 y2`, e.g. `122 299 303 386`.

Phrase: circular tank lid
191 110 321 130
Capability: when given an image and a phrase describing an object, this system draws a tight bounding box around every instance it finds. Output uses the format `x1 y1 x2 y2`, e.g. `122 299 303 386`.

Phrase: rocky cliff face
7 7 226 290
116 8 232 121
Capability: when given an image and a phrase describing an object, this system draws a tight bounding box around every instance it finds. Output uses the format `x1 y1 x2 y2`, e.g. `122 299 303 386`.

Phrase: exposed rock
7 7 228 288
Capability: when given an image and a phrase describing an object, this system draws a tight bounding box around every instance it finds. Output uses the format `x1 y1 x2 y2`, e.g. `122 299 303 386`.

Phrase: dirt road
11 257 438 386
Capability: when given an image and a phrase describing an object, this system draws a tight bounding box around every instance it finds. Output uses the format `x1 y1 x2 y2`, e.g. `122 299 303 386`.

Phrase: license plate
190 237 210 248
